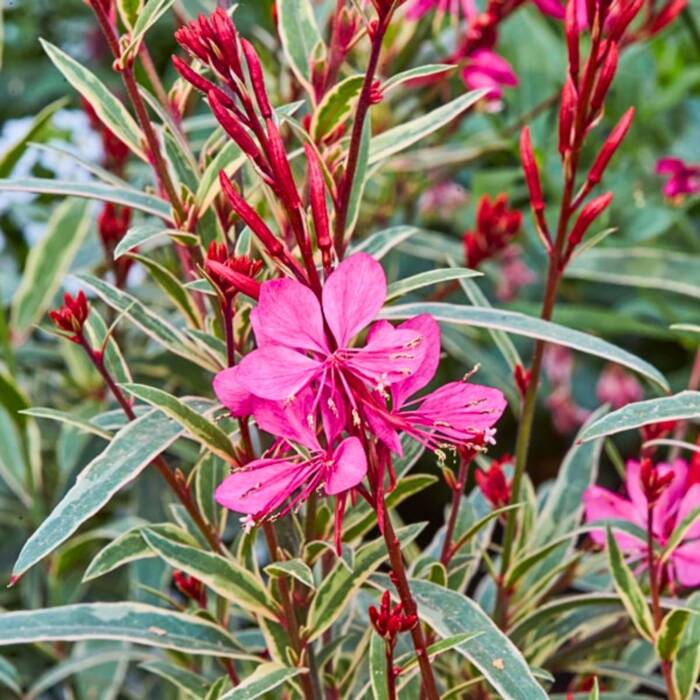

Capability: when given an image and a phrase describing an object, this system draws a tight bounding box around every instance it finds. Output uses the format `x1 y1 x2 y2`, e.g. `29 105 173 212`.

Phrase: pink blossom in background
596 364 643 409
543 345 575 387
418 182 468 220
405 0 475 20
655 157 700 198
546 387 590 434
461 49 518 101
495 245 535 301
584 458 700 587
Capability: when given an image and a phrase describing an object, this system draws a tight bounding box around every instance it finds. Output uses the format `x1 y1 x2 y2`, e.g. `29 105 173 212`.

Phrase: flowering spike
463 194 522 268
241 39 272 119
567 191 613 251
587 107 635 186
265 118 301 209
519 127 550 245
171 54 217 96
608 0 645 42
205 242 263 301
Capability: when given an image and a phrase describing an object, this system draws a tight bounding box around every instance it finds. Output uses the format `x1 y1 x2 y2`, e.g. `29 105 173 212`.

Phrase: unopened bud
567 192 613 250
519 127 549 241
589 41 618 118
241 39 272 119
588 107 635 186
558 77 578 156
304 144 332 256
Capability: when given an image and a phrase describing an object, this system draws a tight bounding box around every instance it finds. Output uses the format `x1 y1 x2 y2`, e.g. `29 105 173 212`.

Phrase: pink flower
533 0 589 25
363 315 507 454
546 387 590 434
224 253 428 406
495 246 535 301
215 389 367 521
596 364 643 410
655 157 700 198
584 459 700 588
418 182 468 220
405 0 475 20
461 49 518 101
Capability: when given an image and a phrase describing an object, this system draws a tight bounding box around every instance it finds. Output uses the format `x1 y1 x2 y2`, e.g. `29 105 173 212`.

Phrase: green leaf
277 0 325 92
40 40 145 160
114 222 197 259
407 579 548 699
220 662 303 699
385 268 481 302
122 0 176 60
0 603 250 657
121 384 234 460
657 610 690 662
117 0 143 29
77 274 218 371
127 254 202 327
578 392 700 443
11 401 210 579
352 226 421 260
588 677 600 700
369 633 389 700
566 248 700 300
605 527 655 642
306 523 425 641
0 655 21 696
345 117 371 239
141 528 277 619
265 559 315 589
20 407 112 441
311 75 364 141
10 199 91 336
140 660 209 698
381 303 669 392
0 404 32 507
672 591 700 700
0 97 66 178
458 276 522 372
0 178 171 217
82 523 196 581
195 141 245 213
382 64 455 92
369 90 487 165
660 505 700 564
83 307 133 385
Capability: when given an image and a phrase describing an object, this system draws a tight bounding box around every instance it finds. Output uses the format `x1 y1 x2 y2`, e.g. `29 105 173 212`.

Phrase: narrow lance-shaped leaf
369 90 487 165
385 268 482 302
11 199 91 336
381 302 669 392
40 40 145 160
311 75 364 141
0 603 255 658
605 527 655 642
406 578 548 700
122 0 176 58
673 591 700 700
219 663 303 699
351 226 421 260
369 633 389 700
121 384 235 460
141 528 278 619
578 392 700 443
657 610 690 662
0 178 171 218
140 660 209 698
265 559 315 590
277 0 325 93
11 401 210 580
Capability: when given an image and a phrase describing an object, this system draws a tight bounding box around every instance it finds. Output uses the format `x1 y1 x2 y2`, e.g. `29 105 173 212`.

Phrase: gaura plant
1 0 700 698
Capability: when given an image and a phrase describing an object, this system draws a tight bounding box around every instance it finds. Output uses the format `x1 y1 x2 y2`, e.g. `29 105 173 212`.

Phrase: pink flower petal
322 253 387 347
215 459 313 515
325 437 368 495
238 346 322 400
251 278 328 353
213 365 258 416
252 390 320 450
413 381 507 438
674 482 700 541
390 314 441 409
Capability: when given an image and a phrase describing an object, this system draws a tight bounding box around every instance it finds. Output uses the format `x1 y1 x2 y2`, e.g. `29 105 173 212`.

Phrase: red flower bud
558 77 578 156
514 364 531 399
640 457 675 506
173 570 207 608
219 172 284 258
649 0 688 35
589 41 618 118
567 192 613 250
304 143 332 257
172 54 218 96
565 0 580 83
464 193 522 268
208 90 262 162
475 457 512 509
520 127 549 241
608 0 645 42
588 107 634 186
49 291 90 342
241 39 272 119
265 118 301 209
